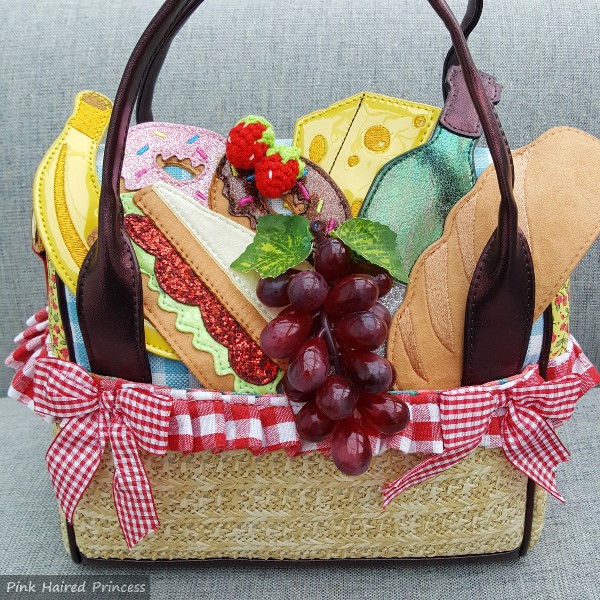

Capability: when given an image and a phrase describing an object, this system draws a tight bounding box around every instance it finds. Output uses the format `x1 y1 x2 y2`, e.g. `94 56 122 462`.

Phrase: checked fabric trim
5 309 600 547
33 357 172 549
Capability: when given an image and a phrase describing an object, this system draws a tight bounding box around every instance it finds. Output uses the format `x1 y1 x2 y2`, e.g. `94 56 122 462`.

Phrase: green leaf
332 218 410 283
231 214 313 278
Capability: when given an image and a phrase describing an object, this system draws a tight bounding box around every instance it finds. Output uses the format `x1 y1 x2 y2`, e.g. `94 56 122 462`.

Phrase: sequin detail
213 156 351 230
121 122 226 204
125 214 279 386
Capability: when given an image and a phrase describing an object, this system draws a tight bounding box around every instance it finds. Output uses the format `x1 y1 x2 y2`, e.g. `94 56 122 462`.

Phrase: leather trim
462 229 535 385
519 304 554 557
443 0 484 100
440 66 502 138
136 0 485 124
538 304 554 380
65 520 82 564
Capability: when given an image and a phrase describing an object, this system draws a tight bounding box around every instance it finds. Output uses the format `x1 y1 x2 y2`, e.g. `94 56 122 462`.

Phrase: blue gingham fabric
64 288 202 388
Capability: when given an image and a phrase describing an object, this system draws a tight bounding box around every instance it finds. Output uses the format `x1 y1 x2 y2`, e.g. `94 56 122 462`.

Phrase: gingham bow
383 367 582 507
32 357 172 548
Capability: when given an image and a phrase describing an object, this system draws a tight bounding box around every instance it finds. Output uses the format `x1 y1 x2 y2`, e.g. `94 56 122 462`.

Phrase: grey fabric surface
0 1 599 597
0 0 599 391
0 390 599 598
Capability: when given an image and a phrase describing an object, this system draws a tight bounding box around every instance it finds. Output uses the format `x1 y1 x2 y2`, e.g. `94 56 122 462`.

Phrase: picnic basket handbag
6 0 600 563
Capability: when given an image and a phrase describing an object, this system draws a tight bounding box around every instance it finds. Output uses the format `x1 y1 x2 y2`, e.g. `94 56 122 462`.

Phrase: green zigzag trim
122 193 283 394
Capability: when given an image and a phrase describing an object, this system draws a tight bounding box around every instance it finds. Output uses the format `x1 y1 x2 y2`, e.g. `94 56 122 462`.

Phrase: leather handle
442 0 484 101
135 0 484 124
77 0 533 386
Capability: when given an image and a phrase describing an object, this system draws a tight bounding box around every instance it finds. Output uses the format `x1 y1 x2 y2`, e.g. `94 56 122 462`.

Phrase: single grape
353 262 393 297
331 418 372 476
287 271 328 311
295 401 336 442
333 311 387 352
342 351 394 393
256 269 299 307
358 392 410 435
259 307 312 359
370 302 392 330
315 375 358 420
313 238 354 283
283 375 315 403
287 337 330 393
324 275 379 317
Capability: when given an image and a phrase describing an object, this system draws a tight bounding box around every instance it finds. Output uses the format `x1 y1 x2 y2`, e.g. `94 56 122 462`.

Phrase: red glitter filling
125 213 279 386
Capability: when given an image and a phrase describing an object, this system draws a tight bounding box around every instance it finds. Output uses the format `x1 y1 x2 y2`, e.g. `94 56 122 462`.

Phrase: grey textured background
0 0 599 597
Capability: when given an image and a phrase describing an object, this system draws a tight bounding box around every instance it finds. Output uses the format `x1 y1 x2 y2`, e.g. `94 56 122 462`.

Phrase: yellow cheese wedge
293 93 441 216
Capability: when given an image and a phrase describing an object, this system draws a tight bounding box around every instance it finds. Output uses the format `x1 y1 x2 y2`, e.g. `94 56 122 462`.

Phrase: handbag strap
77 0 534 387
135 0 485 124
442 0 484 101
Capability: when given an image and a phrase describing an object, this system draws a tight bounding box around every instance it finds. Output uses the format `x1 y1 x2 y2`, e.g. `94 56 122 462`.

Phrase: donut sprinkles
121 122 226 204
211 156 352 230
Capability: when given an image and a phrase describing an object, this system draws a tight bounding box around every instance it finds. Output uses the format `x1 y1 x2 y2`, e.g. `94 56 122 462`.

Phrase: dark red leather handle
135 0 484 124
77 0 534 387
442 0 484 101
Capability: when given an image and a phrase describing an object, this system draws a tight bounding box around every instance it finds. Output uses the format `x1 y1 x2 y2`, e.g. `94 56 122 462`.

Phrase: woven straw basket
60 447 545 561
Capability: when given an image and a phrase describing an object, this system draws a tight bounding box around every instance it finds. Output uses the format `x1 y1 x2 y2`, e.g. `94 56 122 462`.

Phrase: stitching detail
135 190 264 347
154 184 277 322
292 92 440 171
442 69 498 138
388 126 600 378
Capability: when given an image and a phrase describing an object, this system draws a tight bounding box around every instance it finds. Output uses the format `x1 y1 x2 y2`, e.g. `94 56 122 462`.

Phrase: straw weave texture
61 448 545 560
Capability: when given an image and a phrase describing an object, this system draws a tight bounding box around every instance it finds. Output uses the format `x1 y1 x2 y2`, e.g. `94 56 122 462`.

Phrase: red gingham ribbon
32 357 172 548
382 369 583 506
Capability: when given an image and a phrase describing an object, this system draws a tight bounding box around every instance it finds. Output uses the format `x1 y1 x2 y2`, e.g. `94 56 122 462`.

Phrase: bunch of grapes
257 222 410 476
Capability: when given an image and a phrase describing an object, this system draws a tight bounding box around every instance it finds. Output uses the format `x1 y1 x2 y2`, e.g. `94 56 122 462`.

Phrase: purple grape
358 393 410 435
283 375 315 403
295 401 336 442
259 307 312 359
342 352 394 393
256 269 298 307
370 302 392 330
287 271 329 311
333 311 387 352
324 275 379 317
315 375 358 420
287 337 330 393
331 418 372 476
313 238 354 283
352 262 393 297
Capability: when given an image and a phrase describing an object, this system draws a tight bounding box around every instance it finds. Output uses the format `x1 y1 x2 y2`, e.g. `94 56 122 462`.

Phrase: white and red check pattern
5 309 49 410
382 343 599 506
33 357 173 549
5 310 599 546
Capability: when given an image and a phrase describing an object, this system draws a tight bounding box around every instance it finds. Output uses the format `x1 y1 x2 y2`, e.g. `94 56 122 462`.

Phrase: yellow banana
33 90 177 359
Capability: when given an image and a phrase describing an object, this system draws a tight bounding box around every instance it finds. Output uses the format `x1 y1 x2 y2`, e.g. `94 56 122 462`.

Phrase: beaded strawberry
226 116 275 170
254 146 306 199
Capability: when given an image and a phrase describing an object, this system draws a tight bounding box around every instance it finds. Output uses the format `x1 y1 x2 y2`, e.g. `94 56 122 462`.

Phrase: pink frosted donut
121 122 226 205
